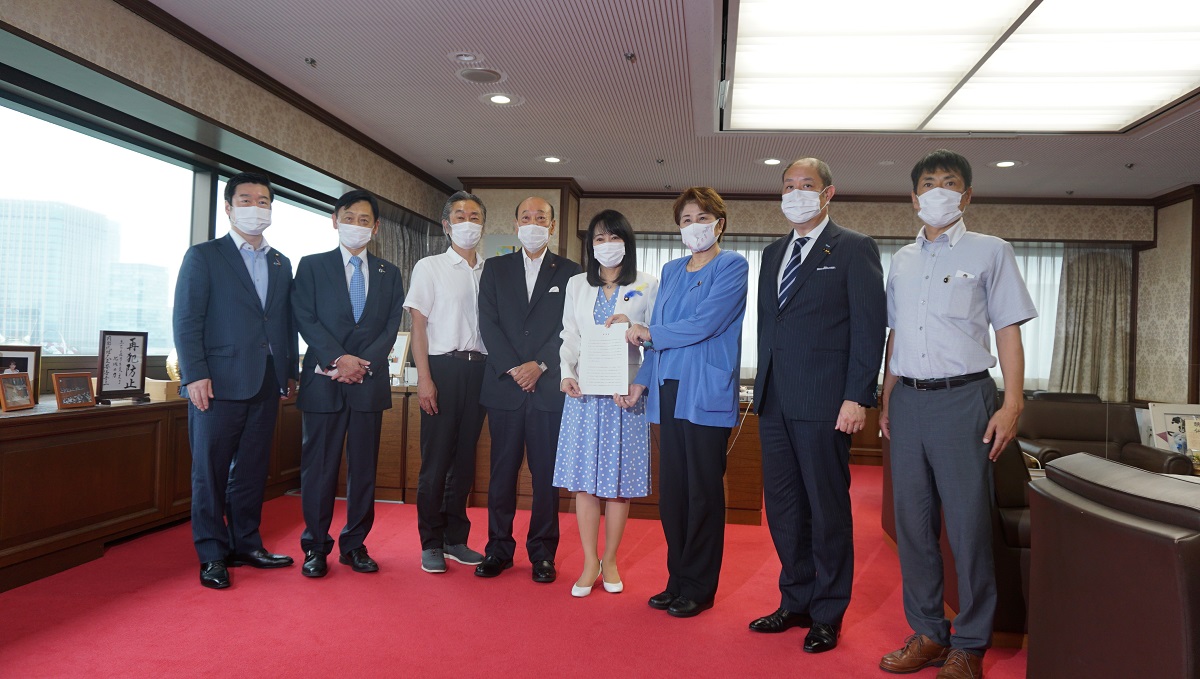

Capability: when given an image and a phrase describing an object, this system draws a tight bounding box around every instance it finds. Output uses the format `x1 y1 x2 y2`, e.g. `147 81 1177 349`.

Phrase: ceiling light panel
728 0 1031 131
926 0 1200 131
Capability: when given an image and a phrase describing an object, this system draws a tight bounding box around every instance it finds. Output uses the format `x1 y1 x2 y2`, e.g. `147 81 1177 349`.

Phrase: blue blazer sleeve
173 245 210 385
649 253 749 351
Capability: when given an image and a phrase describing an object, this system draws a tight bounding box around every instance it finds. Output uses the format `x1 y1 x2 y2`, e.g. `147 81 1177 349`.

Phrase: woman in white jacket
554 210 658 597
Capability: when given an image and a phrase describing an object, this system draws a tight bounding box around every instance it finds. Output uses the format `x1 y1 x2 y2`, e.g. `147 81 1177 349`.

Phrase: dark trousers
759 381 854 626
189 359 280 563
416 355 485 550
657 379 730 603
890 377 997 652
484 400 562 563
299 408 383 555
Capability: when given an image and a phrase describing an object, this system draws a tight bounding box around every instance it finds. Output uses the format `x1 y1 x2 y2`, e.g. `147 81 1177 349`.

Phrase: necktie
349 255 365 322
777 236 810 308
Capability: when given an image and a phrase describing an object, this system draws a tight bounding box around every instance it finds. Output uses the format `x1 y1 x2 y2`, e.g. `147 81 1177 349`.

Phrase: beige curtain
369 200 443 332
1047 246 1131 401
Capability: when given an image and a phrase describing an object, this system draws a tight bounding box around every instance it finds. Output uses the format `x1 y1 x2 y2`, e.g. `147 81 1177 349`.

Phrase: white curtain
637 234 1063 387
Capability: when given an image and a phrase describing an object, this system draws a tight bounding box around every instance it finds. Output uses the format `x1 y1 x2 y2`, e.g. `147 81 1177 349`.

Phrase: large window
636 234 1063 388
0 105 192 354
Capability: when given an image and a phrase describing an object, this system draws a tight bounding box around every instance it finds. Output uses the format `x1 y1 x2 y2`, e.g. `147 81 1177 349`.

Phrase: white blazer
559 270 659 384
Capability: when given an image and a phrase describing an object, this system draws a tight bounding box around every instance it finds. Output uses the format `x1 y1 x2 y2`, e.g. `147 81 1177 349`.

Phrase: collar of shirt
340 244 368 268
445 247 485 271
229 228 271 254
522 248 546 273
788 215 829 249
916 219 966 247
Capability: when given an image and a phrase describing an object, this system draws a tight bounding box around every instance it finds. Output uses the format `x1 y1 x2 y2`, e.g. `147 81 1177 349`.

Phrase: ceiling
145 0 1200 200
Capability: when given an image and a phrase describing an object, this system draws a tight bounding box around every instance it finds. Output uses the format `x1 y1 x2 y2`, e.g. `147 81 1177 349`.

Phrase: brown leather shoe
880 634 951 673
935 650 983 679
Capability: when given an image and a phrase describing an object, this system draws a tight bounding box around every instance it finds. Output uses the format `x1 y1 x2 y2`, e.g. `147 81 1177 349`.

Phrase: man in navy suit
174 171 299 589
474 196 582 582
292 190 405 577
749 158 886 651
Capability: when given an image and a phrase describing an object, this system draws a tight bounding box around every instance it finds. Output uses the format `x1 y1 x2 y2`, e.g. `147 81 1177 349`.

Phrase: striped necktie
777 236 810 308
349 255 366 322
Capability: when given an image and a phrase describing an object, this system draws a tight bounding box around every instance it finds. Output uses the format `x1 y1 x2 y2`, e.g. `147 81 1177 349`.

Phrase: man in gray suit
174 171 299 589
750 158 886 652
292 190 405 577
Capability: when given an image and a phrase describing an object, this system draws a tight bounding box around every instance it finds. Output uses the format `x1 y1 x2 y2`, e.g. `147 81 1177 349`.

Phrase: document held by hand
579 322 629 396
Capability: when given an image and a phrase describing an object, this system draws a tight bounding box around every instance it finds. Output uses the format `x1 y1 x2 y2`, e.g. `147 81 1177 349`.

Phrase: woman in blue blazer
622 187 749 617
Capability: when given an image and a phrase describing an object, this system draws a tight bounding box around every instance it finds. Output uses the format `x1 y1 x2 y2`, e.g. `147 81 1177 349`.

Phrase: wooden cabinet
0 397 301 592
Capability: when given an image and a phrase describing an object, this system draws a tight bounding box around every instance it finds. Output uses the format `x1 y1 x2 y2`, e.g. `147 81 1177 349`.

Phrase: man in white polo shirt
404 191 489 574
879 150 1037 679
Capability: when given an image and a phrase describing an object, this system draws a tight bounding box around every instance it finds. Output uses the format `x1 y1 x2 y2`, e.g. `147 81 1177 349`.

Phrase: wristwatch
537 361 548 372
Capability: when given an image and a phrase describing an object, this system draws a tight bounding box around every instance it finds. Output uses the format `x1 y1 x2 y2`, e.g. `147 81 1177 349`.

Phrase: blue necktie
777 236 810 309
349 255 365 322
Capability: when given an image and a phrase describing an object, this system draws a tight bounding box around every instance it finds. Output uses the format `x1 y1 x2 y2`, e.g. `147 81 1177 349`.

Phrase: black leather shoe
803 622 840 653
667 596 713 618
301 550 328 578
531 560 556 583
648 590 677 610
339 547 379 573
474 555 513 578
749 607 813 633
200 560 229 589
229 548 294 569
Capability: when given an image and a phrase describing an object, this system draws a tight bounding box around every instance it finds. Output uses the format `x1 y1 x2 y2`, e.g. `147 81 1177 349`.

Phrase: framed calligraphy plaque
95 331 149 403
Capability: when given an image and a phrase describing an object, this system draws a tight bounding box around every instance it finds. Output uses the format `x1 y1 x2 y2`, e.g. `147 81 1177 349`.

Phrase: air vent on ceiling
458 68 503 84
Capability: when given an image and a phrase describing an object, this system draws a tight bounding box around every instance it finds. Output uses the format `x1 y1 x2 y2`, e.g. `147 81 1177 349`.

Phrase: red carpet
0 466 1026 678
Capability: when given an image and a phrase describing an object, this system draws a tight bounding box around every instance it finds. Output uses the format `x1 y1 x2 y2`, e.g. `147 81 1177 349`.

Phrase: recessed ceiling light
455 53 477 62
763 158 781 165
543 156 562 163
995 160 1017 168
458 68 503 84
489 94 512 104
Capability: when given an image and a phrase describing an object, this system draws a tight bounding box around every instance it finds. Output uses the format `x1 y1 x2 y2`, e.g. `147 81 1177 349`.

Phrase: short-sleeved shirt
403 248 487 355
886 219 1037 379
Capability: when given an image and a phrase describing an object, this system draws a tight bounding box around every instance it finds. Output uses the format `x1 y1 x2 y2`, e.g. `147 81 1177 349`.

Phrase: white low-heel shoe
600 560 623 593
572 571 599 598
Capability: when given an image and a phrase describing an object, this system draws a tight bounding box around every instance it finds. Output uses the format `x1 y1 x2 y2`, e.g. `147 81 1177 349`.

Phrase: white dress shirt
776 216 828 295
403 248 487 355
523 248 545 300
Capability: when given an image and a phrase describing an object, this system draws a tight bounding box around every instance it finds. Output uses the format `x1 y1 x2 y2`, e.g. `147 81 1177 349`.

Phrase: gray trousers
889 377 997 652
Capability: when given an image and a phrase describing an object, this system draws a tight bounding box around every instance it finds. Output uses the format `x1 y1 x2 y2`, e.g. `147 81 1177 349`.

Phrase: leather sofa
1017 399 1194 474
1028 454 1200 678
881 437 1031 638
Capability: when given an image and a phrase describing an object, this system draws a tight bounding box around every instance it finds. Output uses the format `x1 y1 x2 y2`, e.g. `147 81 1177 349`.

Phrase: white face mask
680 219 720 253
518 224 550 252
917 187 965 229
781 188 826 224
230 206 271 235
338 223 373 250
593 241 625 268
447 221 483 249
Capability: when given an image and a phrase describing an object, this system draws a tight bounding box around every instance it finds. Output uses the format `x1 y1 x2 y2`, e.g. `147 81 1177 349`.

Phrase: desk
0 398 301 591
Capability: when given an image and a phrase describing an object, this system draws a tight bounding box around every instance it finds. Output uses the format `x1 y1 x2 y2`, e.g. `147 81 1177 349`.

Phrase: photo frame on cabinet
0 345 41 404
53 372 96 409
0 373 35 412
95 331 149 402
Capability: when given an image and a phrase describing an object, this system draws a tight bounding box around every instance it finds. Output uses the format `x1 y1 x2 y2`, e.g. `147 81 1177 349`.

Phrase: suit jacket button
524 330 530 336
260 342 267 348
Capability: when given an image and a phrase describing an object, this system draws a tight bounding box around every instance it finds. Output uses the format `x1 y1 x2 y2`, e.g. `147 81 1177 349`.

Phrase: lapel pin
272 253 282 266
377 264 386 273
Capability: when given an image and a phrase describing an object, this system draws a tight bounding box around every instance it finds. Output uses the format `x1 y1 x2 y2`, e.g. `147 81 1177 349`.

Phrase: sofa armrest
1119 443 1195 475
1019 438 1064 465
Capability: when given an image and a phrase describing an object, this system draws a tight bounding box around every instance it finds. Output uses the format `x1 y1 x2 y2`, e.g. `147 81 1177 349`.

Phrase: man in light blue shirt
878 150 1036 679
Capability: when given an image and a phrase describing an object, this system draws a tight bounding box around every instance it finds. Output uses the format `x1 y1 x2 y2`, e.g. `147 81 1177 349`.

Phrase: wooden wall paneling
724 410 764 525
168 408 192 516
850 409 883 465
372 392 408 502
403 394 422 501
268 397 302 495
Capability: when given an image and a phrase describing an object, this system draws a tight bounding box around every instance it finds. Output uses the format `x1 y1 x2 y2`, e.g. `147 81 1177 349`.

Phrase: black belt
444 350 486 362
899 370 990 391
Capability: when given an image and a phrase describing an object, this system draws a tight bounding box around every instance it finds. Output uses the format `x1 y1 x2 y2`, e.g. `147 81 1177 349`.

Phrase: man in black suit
750 158 886 652
292 190 405 577
174 171 299 589
475 196 582 582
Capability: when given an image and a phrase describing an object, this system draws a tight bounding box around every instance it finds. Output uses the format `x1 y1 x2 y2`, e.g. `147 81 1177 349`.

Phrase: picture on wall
0 345 41 404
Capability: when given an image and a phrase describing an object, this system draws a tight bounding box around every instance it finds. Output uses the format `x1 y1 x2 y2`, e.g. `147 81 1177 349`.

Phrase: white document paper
578 322 629 396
